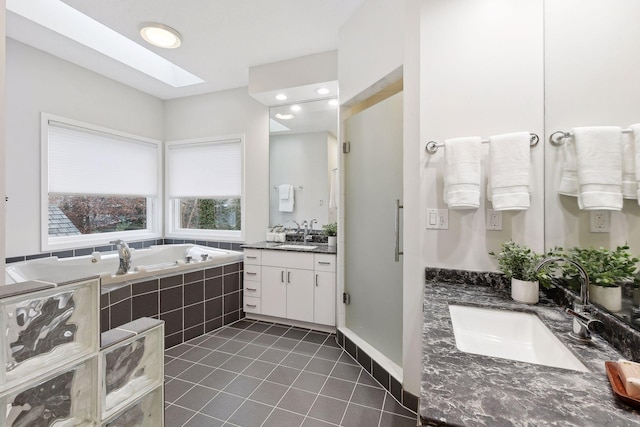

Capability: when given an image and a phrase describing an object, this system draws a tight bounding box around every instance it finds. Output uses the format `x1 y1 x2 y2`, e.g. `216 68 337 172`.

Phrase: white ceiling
6 0 365 100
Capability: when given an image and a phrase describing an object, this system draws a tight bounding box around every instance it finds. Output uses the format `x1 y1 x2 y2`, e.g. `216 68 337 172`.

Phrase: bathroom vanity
242 242 337 328
420 270 640 427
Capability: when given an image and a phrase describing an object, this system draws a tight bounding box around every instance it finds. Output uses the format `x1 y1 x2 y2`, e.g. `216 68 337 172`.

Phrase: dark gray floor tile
165 358 193 377
199 350 232 368
243 360 277 380
197 336 228 350
246 321 272 333
271 337 299 351
384 395 417 417
380 411 418 427
281 352 312 370
215 327 241 339
302 332 329 344
219 355 254 373
342 403 382 427
262 408 305 427
293 341 321 356
308 395 349 425
223 374 263 398
200 369 237 390
186 334 210 346
304 357 335 376
200 391 245 420
165 404 196 426
165 378 195 402
277 388 317 415
227 400 274 427
292 371 327 394
320 377 356 401
252 333 279 347
217 339 246 354
315 345 343 362
184 413 225 427
358 370 381 387
350 383 386 410
180 347 211 364
178 363 215 383
174 384 217 411
234 329 262 343
264 324 290 336
249 381 289 406
323 336 340 348
301 418 335 427
166 343 195 358
284 328 309 340
229 319 255 329
258 347 289 364
164 354 175 365
338 352 359 366
330 362 361 382
237 343 266 358
266 365 302 387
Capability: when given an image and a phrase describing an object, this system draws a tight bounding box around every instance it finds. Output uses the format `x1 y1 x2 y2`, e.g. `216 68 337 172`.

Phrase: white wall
5 39 164 257
338 0 404 104
269 132 330 228
544 0 640 254
0 1 6 280
163 88 269 244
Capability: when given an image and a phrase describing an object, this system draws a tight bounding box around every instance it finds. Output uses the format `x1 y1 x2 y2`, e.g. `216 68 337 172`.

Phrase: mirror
544 0 640 328
269 99 339 230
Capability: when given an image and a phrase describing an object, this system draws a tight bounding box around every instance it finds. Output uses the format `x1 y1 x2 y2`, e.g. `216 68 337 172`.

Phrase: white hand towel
443 136 482 210
558 135 578 197
278 184 294 212
488 132 531 211
622 131 637 199
573 126 623 210
631 124 640 203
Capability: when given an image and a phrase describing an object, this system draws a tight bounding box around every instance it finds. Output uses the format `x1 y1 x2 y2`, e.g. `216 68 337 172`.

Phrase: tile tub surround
164 319 417 427
101 261 244 348
421 273 640 426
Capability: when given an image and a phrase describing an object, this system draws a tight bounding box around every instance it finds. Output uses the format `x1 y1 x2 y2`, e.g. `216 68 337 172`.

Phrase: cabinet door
286 268 314 323
261 266 287 318
314 272 336 326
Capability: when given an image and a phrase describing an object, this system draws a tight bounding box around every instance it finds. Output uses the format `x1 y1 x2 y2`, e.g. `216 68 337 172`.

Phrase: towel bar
549 128 634 146
425 132 539 154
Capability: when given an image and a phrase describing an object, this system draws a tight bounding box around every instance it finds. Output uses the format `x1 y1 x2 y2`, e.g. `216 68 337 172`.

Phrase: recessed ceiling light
290 105 301 112
328 99 339 106
140 23 182 49
276 94 288 101
316 87 330 95
274 113 295 120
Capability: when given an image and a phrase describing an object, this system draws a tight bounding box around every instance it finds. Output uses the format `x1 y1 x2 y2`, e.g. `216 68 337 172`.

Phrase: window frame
164 134 245 242
41 113 162 251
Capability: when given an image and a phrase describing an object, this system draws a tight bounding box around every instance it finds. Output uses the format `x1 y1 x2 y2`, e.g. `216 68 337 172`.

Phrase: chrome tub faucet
110 239 132 275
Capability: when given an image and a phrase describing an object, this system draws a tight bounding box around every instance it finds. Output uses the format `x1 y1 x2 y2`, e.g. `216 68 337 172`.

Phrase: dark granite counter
421 277 640 427
242 241 337 255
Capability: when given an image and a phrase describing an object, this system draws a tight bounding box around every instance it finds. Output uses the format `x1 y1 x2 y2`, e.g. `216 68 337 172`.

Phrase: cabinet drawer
244 282 261 298
314 254 336 272
244 265 261 282
243 296 261 314
244 249 262 265
262 250 314 270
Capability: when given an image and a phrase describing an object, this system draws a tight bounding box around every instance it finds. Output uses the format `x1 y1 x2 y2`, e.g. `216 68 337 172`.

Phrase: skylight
6 0 204 88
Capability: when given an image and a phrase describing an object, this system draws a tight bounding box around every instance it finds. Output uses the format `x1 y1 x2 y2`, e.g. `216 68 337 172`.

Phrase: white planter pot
511 278 539 304
327 236 337 247
589 284 622 312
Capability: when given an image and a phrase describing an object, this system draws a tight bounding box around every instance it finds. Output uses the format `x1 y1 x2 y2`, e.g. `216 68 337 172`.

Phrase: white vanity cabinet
243 248 336 327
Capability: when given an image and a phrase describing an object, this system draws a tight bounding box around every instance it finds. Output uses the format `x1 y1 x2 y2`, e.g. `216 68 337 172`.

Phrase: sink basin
275 244 318 250
448 305 588 372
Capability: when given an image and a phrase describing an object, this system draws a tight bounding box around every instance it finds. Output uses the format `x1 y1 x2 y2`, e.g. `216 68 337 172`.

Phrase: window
165 135 244 240
42 114 161 250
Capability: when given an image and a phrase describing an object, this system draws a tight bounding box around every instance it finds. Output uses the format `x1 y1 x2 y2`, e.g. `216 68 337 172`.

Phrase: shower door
344 91 403 365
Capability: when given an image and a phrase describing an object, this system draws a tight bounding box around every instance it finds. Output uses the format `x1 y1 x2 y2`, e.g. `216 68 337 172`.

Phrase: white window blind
167 138 242 198
48 121 159 196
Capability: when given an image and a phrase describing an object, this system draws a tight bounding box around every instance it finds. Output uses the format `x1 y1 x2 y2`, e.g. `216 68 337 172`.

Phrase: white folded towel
443 136 482 210
278 184 294 212
487 132 531 211
631 124 640 203
558 135 578 197
573 126 623 210
622 131 637 199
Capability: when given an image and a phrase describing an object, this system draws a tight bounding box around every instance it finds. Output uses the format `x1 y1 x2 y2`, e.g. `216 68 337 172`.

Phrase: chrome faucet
110 240 131 275
535 257 605 341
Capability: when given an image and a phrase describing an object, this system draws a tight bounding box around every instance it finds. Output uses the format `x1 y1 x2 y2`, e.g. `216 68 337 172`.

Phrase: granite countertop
421 280 640 427
242 241 337 255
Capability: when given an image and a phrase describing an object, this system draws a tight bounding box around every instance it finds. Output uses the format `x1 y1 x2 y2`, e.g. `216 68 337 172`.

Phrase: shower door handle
394 199 404 262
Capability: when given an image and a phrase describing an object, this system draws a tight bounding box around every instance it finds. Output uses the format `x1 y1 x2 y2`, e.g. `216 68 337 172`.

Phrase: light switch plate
426 209 448 229
486 209 503 231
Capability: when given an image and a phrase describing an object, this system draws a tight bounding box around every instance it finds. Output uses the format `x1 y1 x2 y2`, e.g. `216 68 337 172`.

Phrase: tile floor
164 319 418 427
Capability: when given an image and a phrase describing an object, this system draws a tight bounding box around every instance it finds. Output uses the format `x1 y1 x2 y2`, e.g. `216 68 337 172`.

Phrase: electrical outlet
589 211 610 233
426 209 448 229
486 209 503 231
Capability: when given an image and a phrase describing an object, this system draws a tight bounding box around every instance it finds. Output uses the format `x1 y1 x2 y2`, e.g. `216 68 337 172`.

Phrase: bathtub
6 244 244 286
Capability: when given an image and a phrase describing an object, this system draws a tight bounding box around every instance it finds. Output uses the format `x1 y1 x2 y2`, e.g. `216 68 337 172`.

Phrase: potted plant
322 222 337 246
489 241 549 304
562 245 638 312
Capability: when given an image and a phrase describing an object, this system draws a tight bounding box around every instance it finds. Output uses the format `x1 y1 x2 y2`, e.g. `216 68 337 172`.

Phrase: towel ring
549 131 569 146
425 132 539 154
